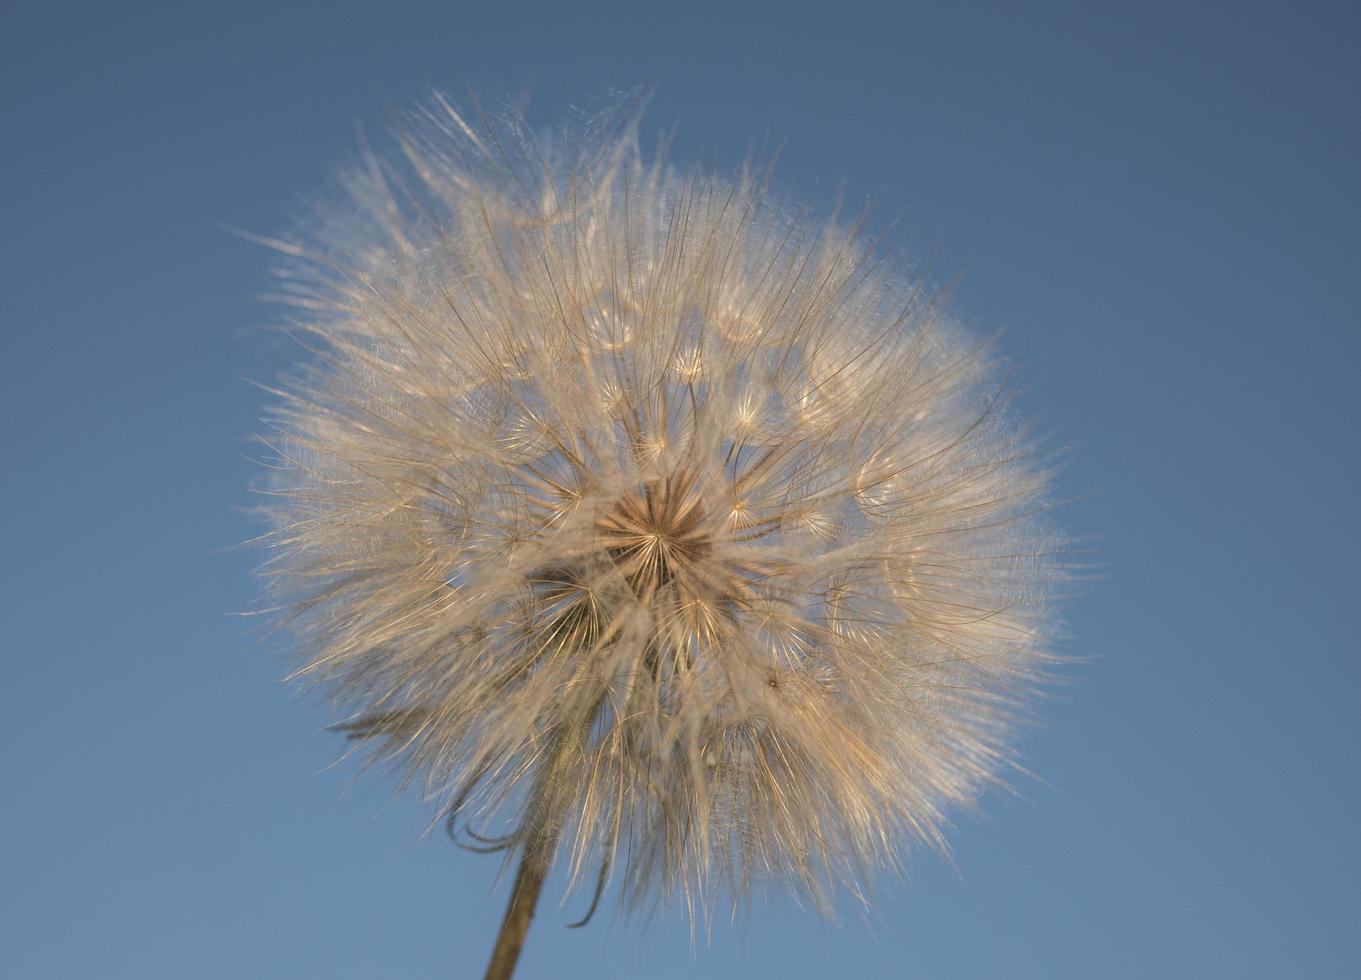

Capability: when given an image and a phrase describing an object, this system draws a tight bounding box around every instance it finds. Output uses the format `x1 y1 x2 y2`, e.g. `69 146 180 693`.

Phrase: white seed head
256 95 1062 926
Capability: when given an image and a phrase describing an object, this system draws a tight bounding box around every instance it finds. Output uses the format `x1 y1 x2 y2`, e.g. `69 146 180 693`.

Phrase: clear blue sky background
3 2 1358 977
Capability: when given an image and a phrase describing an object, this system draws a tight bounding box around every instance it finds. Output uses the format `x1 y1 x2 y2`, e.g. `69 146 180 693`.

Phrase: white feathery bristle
255 94 1063 927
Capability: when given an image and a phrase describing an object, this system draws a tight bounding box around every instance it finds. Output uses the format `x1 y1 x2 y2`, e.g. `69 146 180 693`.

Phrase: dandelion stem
482 830 556 980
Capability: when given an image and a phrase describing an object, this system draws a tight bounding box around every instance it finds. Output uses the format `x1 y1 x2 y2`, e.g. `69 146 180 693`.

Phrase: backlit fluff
256 95 1059 926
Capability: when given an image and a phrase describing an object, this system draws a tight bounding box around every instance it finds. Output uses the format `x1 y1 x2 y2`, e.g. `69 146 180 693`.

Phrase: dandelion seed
254 92 1063 980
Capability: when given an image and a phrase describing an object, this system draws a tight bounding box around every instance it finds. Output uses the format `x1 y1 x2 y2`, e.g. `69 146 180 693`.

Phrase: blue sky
3 1 1358 977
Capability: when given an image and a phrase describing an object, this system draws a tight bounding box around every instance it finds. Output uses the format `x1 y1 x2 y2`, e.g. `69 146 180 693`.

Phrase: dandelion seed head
256 94 1062 926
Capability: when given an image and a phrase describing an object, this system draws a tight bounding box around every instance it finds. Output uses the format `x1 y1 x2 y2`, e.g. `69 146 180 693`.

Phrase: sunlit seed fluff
256 95 1061 927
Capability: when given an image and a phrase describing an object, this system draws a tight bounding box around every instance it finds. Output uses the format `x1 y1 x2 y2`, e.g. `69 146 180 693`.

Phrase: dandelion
254 93 1061 980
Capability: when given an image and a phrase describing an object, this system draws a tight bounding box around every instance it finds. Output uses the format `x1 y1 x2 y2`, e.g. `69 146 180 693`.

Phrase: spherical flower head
257 95 1061 927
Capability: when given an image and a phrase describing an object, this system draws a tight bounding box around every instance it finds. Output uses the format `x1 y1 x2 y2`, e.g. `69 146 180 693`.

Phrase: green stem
482 692 607 979
482 827 557 980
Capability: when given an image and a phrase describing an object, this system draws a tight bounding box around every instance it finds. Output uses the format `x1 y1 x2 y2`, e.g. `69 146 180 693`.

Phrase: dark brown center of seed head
595 469 711 596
